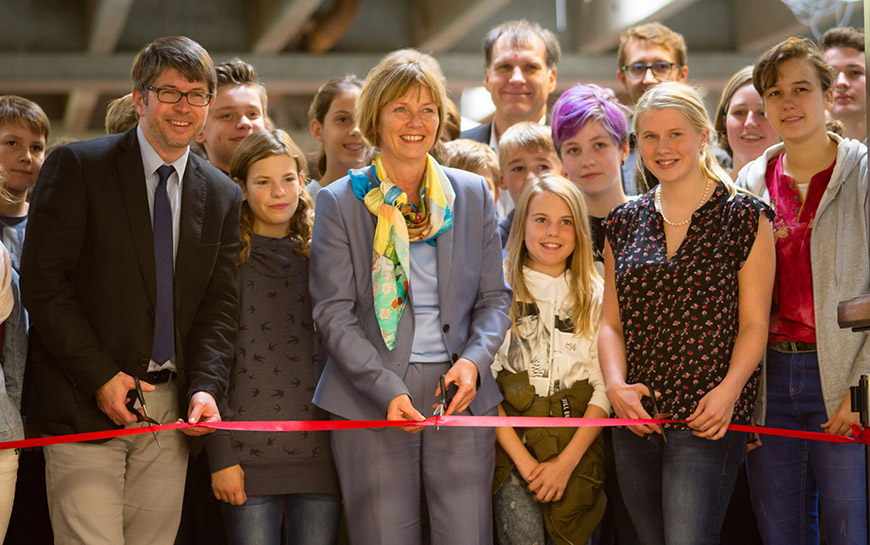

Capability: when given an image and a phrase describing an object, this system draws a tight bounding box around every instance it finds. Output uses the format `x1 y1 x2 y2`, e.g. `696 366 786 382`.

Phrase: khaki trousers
44 382 188 545
0 447 18 541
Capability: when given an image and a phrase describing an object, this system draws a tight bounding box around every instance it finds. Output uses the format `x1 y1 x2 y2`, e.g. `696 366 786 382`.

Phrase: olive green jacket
494 370 606 545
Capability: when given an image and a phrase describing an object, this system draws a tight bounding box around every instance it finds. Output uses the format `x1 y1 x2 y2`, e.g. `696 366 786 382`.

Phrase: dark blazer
498 210 515 248
310 166 511 420
460 122 492 145
20 127 242 436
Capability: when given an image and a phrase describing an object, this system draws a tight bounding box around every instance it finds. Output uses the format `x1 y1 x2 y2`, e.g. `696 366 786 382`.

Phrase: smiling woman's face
726 83 779 166
377 85 440 167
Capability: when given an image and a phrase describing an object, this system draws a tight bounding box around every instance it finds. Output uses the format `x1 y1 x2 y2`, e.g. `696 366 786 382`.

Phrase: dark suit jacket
460 122 492 145
21 127 242 436
309 165 511 420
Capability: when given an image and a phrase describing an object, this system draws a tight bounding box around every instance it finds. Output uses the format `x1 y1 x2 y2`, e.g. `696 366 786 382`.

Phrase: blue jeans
611 428 746 545
493 468 554 545
221 493 341 545
747 349 866 545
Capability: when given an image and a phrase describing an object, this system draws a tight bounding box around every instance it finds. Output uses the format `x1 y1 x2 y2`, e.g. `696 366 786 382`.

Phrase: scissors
127 377 162 449
645 383 671 443
432 375 447 431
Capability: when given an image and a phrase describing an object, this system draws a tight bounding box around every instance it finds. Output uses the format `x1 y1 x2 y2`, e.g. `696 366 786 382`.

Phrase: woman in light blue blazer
309 50 511 545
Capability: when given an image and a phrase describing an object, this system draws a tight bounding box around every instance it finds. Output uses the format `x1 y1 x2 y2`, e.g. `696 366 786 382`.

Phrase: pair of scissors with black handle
125 377 162 449
644 383 671 442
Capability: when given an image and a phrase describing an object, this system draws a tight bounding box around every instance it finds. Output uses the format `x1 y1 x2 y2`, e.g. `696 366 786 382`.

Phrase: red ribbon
0 416 863 450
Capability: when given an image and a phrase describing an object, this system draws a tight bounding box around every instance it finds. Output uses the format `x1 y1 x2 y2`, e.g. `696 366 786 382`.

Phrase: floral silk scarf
349 153 454 350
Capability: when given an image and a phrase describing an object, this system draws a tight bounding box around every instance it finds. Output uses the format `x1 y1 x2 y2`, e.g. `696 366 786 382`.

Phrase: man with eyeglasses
616 22 689 195
20 35 241 545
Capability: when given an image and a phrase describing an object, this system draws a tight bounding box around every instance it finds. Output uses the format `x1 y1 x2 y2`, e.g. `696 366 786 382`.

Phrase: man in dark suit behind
461 20 560 218
461 19 559 148
20 36 241 545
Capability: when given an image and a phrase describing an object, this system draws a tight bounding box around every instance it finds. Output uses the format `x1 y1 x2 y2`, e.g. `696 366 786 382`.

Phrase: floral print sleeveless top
603 182 773 424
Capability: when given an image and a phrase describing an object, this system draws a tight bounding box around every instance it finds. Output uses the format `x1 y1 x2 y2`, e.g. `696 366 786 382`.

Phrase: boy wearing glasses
20 36 241 545
615 22 689 195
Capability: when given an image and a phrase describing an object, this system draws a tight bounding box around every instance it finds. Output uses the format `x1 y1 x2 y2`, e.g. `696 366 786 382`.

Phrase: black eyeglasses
147 86 213 107
621 62 681 81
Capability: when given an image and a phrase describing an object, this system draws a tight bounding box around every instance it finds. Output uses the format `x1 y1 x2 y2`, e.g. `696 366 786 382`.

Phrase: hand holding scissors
127 376 162 448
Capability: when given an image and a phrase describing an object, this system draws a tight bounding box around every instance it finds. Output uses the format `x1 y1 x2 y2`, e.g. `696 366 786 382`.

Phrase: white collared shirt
136 125 189 372
487 112 549 153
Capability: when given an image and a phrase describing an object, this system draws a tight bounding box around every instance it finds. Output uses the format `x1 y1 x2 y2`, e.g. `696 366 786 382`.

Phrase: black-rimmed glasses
621 62 681 81
147 86 213 107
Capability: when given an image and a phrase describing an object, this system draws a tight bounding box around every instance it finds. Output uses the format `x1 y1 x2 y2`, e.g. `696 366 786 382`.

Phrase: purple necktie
151 164 175 364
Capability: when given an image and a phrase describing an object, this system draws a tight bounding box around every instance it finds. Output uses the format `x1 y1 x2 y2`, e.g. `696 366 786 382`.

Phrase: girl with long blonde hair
493 174 608 545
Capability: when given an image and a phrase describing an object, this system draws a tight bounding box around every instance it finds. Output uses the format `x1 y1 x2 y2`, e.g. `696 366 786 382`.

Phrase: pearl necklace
655 179 712 227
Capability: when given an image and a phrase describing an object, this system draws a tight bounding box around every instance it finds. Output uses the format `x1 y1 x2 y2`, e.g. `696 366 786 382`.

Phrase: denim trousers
747 349 866 545
221 493 341 545
611 427 746 545
493 468 554 545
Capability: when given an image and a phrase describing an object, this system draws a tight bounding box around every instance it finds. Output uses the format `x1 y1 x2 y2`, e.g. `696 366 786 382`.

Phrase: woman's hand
387 394 426 433
526 453 578 503
211 464 247 505
821 392 859 436
687 382 740 440
606 381 662 438
440 358 478 415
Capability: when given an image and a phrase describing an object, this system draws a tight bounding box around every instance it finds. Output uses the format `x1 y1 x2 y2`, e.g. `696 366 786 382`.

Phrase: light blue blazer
310 166 511 421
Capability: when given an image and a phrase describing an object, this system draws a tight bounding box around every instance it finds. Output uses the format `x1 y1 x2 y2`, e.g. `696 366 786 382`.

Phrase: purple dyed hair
551 84 630 156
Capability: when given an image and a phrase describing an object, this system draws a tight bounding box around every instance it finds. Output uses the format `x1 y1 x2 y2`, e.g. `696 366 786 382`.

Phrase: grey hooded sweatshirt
735 133 869 424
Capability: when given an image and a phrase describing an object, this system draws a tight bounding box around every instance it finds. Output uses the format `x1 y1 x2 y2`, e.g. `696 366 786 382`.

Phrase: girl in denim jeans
205 130 340 545
737 37 869 545
600 82 775 545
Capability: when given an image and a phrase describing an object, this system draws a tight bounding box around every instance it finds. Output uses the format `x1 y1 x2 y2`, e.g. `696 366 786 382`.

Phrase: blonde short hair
105 93 138 134
617 22 687 69
497 121 557 171
440 139 500 181
356 49 447 149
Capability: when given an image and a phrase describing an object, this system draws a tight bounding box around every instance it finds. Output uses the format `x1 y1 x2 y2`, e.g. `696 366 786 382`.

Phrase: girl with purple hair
551 83 641 545
551 84 631 270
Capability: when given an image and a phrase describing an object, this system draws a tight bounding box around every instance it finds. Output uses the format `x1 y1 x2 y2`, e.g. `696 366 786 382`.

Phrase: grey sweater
206 234 339 496
736 134 870 423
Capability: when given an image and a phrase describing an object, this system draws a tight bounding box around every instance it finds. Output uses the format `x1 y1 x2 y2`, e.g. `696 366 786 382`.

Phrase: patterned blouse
603 182 773 424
